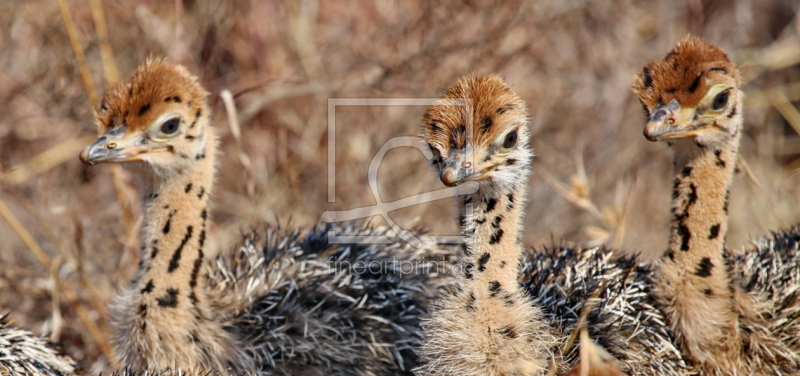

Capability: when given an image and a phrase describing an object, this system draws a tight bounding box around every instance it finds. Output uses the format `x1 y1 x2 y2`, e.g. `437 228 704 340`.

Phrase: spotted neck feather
656 106 742 366
109 124 243 372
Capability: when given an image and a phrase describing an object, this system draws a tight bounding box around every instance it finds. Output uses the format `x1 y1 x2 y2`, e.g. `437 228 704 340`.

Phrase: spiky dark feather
0 315 76 376
521 246 690 375
206 223 454 376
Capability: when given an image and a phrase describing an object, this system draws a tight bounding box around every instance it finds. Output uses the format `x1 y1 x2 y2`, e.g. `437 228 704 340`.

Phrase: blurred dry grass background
1 0 799 371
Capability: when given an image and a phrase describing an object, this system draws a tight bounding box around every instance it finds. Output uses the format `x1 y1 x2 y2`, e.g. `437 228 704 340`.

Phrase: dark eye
160 118 181 135
712 90 729 111
503 130 518 149
428 143 443 162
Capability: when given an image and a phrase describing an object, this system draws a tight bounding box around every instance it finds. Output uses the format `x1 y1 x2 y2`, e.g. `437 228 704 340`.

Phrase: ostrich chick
633 35 800 375
80 60 447 375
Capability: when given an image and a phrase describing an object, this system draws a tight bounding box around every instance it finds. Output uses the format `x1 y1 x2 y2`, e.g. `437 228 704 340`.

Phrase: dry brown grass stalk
0 195 116 365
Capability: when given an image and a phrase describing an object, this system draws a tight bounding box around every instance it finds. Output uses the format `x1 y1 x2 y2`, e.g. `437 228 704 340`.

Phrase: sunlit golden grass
0 0 799 371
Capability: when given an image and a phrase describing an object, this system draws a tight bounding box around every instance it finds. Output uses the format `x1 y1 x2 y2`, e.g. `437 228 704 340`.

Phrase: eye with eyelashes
711 90 730 111
427 143 444 166
503 130 518 149
159 118 181 137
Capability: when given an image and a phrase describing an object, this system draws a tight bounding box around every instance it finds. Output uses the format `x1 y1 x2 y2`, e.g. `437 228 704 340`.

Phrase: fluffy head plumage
96 59 208 134
631 36 743 147
80 59 214 180
420 75 531 191
632 35 740 110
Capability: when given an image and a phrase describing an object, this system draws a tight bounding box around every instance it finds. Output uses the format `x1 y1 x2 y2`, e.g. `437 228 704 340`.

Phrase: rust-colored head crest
420 75 531 188
95 59 208 134
632 35 741 111
420 74 528 152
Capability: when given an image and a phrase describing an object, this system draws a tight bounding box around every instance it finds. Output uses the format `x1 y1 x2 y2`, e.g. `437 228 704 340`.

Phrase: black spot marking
497 104 514 114
665 249 675 261
485 198 497 213
466 292 476 312
703 288 714 296
643 67 653 88
491 216 503 229
695 140 705 148
500 326 519 339
672 179 680 199
150 246 159 259
666 88 677 94
189 331 201 343
141 279 154 294
168 226 194 273
696 257 713 277
185 183 193 193
138 104 151 116
708 224 721 239
476 218 486 224
429 120 442 133
714 149 726 168
139 304 147 317
201 209 208 221
461 243 472 257
195 153 205 160
723 190 730 213
465 263 474 279
458 215 466 228
499 260 506 268
682 166 693 177
173 96 182 103
688 72 703 94
189 291 198 305
727 105 737 118
481 117 493 133
157 288 179 307
198 229 206 248
185 135 195 140
709 67 728 74
197 186 205 199
687 183 698 207
506 158 517 166
189 252 203 288
489 281 501 297
678 223 691 251
478 253 490 272
490 229 504 244
163 212 174 234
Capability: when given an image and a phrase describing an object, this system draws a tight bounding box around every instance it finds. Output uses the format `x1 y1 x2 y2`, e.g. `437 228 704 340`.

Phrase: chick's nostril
107 142 117 149
462 161 471 169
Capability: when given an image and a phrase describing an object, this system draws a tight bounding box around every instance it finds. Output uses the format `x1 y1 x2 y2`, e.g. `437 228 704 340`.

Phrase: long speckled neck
459 181 527 293
656 126 742 364
110 127 244 372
